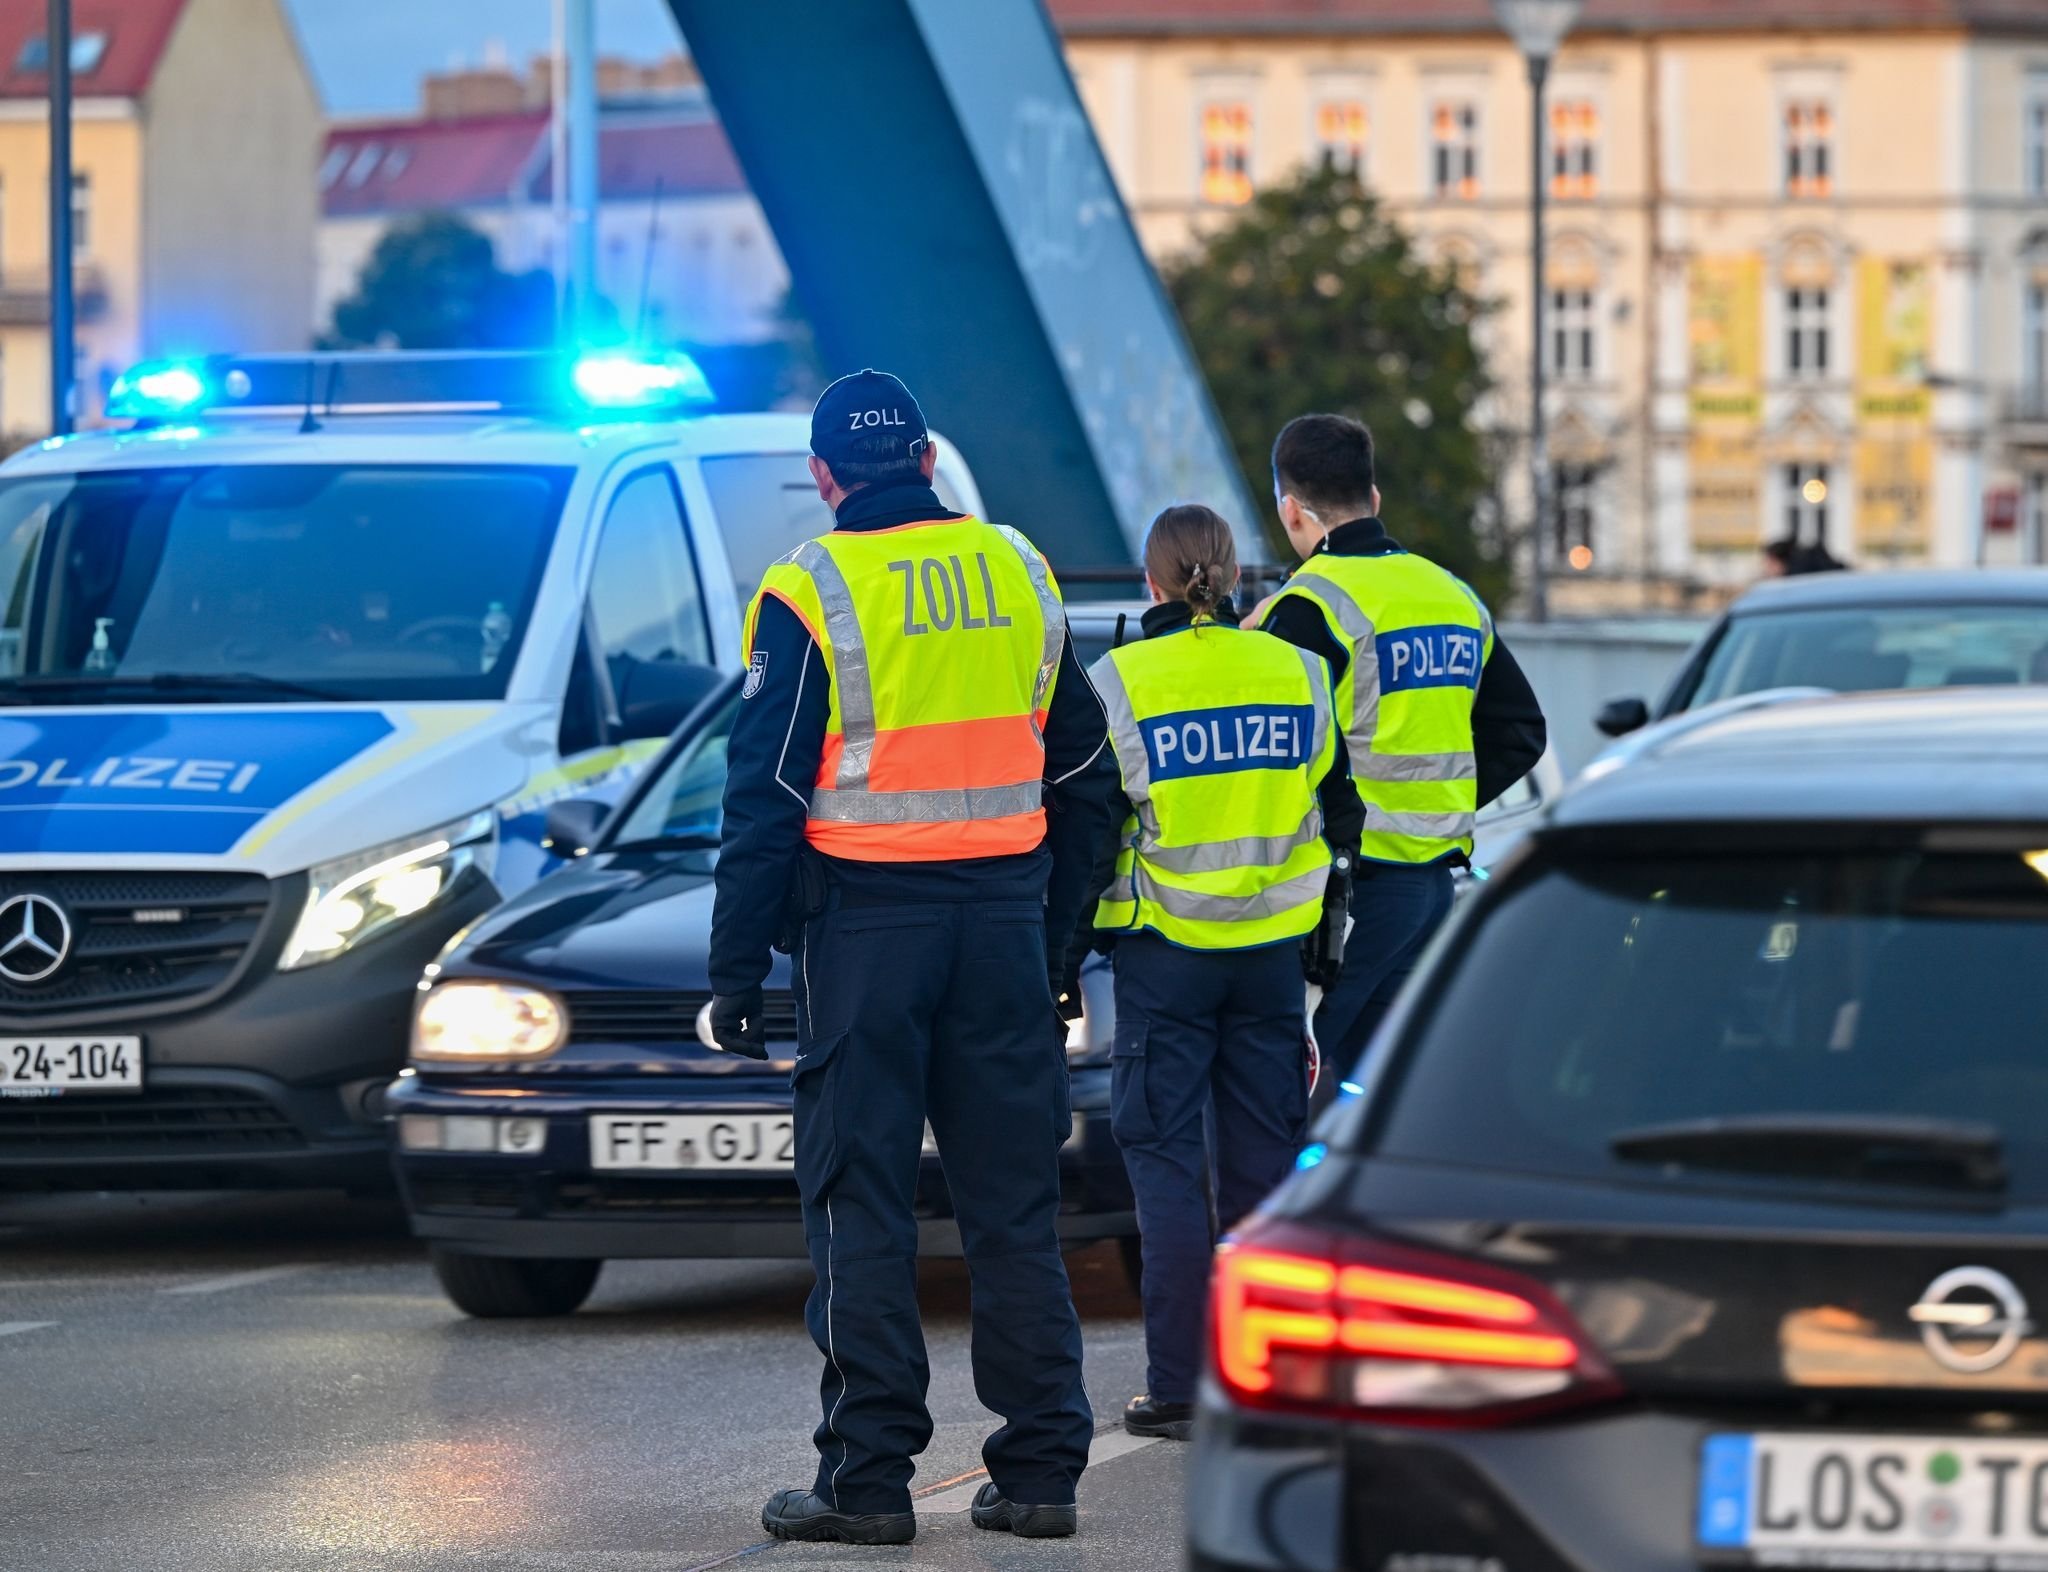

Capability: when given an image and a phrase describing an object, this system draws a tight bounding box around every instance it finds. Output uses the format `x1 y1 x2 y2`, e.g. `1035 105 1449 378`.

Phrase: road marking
160 1264 311 1296
0 1321 55 1338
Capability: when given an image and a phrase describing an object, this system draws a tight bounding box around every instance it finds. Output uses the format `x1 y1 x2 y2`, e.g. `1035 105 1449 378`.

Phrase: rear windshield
1368 849 2048 1198
1691 606 2048 703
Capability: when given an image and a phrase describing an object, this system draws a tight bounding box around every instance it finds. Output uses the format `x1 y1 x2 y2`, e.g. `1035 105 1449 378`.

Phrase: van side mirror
1596 697 1651 737
613 657 724 742
543 797 609 859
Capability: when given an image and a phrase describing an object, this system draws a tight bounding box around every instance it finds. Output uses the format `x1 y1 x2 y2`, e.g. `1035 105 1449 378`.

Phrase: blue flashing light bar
107 359 210 421
103 349 717 425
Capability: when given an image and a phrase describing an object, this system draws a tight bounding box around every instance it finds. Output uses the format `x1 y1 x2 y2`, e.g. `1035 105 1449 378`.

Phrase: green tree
326 212 558 350
1165 165 1506 604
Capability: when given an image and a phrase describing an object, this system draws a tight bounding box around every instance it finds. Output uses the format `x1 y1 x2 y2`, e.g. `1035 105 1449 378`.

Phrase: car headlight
279 811 497 971
412 980 566 1063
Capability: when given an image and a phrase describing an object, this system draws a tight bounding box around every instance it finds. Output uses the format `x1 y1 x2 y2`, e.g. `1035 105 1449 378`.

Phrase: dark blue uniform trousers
1312 862 1455 1075
790 893 1091 1515
1109 933 1308 1405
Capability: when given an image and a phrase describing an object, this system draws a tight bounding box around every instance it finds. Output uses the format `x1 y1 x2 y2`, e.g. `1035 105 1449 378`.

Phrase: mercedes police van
0 349 983 1192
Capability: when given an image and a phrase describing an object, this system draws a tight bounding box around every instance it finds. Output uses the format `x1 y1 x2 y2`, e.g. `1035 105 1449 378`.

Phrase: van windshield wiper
1611 1114 2007 1193
0 671 348 704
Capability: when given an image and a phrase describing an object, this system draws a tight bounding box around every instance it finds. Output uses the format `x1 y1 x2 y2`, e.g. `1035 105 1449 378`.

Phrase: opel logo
1909 1266 2033 1373
0 892 72 984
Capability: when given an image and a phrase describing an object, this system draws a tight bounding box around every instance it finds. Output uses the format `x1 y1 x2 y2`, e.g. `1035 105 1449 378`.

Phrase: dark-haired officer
708 370 1119 1545
1255 413 1546 1071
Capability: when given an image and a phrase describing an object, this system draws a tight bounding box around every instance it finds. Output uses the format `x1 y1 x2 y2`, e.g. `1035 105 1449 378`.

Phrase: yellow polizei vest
1090 621 1335 950
745 517 1064 862
1269 549 1493 865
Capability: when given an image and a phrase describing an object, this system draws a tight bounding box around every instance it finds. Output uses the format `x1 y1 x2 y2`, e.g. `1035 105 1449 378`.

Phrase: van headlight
412 980 565 1063
280 811 497 971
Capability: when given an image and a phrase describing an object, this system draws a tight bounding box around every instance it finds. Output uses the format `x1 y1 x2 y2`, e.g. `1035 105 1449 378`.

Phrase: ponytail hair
1143 504 1240 625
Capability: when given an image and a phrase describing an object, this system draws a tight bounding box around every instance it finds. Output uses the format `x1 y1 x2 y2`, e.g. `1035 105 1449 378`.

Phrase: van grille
0 872 274 1017
563 989 801 1046
0 1085 303 1154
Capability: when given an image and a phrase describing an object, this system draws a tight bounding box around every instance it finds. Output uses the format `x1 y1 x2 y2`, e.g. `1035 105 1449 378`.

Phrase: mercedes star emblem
0 892 73 985
1909 1266 2033 1374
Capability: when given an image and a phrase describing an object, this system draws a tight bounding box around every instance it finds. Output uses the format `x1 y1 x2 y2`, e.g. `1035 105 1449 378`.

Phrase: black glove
708 989 768 1060
1302 849 1356 989
1052 964 1085 1026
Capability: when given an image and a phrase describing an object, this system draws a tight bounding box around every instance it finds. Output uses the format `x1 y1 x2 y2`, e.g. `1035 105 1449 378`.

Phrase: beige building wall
1065 22 2047 599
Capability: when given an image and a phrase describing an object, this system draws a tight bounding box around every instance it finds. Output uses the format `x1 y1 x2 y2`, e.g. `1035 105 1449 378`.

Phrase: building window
1785 462 1831 547
2028 76 2048 197
1553 462 1597 566
1430 101 1480 200
1549 99 1598 199
1784 100 1833 198
2026 472 2048 566
1785 285 1829 378
1200 101 1254 206
318 145 351 189
1313 98 1368 178
69 173 88 258
1550 287 1596 379
2027 278 2048 397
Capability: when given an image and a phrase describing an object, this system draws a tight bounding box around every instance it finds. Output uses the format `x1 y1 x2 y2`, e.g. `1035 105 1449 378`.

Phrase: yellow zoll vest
1090 623 1335 950
746 517 1064 861
1271 550 1493 865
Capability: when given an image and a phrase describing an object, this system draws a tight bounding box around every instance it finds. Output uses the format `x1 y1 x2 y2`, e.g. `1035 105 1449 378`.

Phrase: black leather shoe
970 1481 1077 1538
760 1488 915 1544
1123 1392 1195 1440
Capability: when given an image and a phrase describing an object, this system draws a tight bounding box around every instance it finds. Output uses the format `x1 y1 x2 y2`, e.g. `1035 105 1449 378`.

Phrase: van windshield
1366 848 2048 1200
0 465 570 703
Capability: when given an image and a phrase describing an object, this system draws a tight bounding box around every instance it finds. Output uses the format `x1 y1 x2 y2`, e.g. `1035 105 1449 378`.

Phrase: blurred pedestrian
708 370 1118 1544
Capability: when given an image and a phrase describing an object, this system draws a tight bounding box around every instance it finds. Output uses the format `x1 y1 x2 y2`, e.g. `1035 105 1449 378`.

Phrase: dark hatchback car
1191 687 2048 1572
1598 568 2048 736
387 677 1135 1318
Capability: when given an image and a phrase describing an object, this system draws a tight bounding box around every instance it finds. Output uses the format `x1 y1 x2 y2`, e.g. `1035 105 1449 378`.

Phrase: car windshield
609 695 739 850
1690 605 2048 705
699 452 969 601
1365 848 2048 1200
0 465 569 702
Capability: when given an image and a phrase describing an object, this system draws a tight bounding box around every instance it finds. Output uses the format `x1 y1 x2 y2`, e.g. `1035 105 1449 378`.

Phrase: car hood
0 702 573 877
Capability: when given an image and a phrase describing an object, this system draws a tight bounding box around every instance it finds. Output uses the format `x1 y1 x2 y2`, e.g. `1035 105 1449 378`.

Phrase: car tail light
1211 1226 1622 1425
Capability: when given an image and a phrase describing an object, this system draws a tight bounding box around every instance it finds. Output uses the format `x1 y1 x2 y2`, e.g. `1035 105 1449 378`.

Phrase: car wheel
429 1248 602 1318
1117 1234 1144 1297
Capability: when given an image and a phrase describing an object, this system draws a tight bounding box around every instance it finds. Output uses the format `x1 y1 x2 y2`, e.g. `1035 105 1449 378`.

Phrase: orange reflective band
819 712 1049 793
805 812 1046 862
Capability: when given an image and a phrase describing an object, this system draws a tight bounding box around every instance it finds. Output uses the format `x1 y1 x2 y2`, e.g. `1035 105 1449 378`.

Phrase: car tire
430 1248 603 1318
1117 1234 1144 1297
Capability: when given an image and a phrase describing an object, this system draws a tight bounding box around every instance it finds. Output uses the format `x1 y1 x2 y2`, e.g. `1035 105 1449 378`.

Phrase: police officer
708 370 1119 1545
1089 504 1364 1441
1256 414 1546 1069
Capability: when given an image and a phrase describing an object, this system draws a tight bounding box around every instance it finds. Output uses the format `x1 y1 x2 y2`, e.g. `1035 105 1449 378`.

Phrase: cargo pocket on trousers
1108 1017 1156 1147
790 1028 849 1229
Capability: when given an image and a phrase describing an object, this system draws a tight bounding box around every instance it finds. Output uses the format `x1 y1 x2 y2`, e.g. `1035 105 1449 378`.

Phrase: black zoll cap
810 368 930 467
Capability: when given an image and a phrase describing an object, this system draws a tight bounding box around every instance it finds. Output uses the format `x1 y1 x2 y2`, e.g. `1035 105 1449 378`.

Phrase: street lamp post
48 0 74 436
1492 0 1582 623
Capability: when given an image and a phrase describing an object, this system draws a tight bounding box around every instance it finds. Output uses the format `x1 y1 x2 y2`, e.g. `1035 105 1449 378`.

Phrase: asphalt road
0 1191 1181 1571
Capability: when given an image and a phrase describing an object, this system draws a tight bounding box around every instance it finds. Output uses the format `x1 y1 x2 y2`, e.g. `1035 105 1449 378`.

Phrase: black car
388 677 1136 1318
1598 568 2048 737
1191 686 2048 1571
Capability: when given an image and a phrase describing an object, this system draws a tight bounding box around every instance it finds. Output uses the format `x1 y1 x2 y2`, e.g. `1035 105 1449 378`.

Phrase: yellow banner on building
1688 256 1763 423
1854 435 1933 557
1689 431 1764 551
1856 258 1933 424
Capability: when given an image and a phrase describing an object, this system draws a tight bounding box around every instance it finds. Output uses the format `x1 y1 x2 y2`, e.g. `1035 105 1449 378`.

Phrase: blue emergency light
104 349 717 425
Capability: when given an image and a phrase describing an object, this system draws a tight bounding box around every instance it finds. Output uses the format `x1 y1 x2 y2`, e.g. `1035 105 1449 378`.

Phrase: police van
0 349 984 1191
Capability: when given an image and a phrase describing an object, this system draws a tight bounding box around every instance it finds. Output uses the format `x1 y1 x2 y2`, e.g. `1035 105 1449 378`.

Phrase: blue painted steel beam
666 0 1259 574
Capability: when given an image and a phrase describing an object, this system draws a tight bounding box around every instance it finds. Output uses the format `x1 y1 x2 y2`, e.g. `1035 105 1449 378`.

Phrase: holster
1302 849 1355 989
772 847 830 955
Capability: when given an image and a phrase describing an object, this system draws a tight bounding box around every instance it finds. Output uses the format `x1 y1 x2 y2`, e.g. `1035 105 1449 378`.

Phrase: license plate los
588 1113 794 1172
1700 1432 2048 1567
0 1037 143 1096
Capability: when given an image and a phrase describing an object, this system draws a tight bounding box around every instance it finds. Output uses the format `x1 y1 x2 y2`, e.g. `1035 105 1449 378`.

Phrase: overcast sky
284 0 685 115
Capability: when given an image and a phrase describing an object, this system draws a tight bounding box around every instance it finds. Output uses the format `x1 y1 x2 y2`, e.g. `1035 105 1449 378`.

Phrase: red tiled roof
1046 0 2048 32
321 110 749 218
0 0 189 99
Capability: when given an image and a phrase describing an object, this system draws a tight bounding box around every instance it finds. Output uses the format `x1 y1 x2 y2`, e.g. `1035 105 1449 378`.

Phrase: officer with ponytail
1087 504 1364 1440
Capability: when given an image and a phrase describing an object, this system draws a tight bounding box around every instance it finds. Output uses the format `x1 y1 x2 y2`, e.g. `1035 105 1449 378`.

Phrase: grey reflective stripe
996 525 1066 741
1088 651 1150 798
794 541 876 790
1144 806 1326 876
1102 874 1136 905
1291 574 1380 765
1292 643 1333 770
1351 750 1477 784
809 780 1044 824
1368 806 1476 841
1141 863 1330 925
